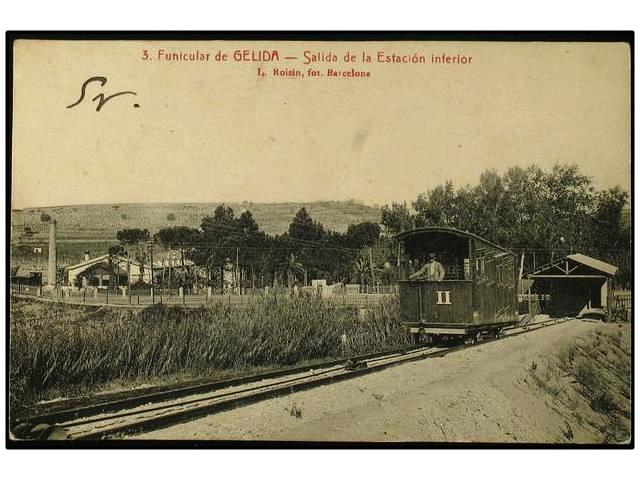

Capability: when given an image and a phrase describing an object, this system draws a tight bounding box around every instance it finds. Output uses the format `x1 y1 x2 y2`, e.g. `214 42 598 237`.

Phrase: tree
106 245 127 287
345 222 381 249
591 186 629 251
235 210 264 289
500 165 547 248
200 205 239 289
116 228 151 246
287 208 327 282
540 163 593 258
238 210 259 235
321 230 354 283
155 226 198 268
116 228 151 285
414 180 459 227
590 186 631 287
192 205 265 291
352 257 381 290
380 202 415 235
281 253 305 290
108 245 126 256
400 163 630 285
56 266 67 286
40 212 51 222
288 207 325 240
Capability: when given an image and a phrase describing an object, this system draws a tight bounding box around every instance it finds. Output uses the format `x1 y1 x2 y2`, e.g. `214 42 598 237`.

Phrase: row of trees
106 163 629 290
112 207 388 290
381 164 631 287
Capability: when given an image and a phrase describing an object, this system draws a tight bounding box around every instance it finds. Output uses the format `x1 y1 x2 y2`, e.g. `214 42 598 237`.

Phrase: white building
67 253 151 287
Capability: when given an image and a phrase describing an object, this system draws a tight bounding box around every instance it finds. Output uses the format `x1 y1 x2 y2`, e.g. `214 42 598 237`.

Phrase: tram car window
396 227 518 344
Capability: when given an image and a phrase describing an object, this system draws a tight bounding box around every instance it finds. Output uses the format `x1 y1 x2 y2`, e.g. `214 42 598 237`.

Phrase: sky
11 40 631 209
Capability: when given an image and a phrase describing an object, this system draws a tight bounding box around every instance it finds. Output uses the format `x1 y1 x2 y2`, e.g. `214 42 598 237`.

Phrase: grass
10 295 410 412
526 324 631 443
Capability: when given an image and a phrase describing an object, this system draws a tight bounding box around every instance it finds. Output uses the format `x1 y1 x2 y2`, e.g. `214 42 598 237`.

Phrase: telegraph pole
148 241 155 304
368 246 375 291
126 250 131 290
168 246 172 287
236 247 240 295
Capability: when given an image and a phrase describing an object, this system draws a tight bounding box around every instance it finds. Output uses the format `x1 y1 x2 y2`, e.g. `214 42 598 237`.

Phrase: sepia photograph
6 32 633 447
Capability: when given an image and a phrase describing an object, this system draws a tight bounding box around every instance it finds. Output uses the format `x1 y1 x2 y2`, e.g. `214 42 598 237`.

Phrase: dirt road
135 320 624 443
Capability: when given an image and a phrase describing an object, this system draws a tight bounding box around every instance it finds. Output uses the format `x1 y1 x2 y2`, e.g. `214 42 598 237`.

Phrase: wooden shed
524 253 618 317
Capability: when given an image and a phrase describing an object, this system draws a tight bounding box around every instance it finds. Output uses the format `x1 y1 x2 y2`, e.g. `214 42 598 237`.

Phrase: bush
591 390 617 415
556 344 578 373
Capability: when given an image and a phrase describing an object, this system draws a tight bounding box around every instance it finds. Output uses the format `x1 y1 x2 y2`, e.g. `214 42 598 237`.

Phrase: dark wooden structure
395 227 518 341
10 265 44 286
524 253 617 318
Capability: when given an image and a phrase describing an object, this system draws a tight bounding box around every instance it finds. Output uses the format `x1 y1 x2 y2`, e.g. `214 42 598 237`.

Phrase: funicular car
396 227 518 344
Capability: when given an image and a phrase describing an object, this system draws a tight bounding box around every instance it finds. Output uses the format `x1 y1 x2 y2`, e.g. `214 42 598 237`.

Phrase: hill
11 201 381 268
11 201 381 241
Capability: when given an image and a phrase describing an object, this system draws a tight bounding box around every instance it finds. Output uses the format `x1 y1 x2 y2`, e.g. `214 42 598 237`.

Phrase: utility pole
368 246 375 290
236 246 240 295
148 241 155 304
116 256 120 288
168 248 172 288
107 250 113 290
126 250 131 290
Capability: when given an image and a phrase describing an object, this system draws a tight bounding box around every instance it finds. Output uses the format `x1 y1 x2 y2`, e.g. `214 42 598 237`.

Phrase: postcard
7 33 633 447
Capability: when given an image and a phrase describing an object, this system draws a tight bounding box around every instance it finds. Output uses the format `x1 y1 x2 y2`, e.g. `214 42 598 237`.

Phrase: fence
611 290 632 321
10 283 42 296
11 284 397 308
612 290 631 309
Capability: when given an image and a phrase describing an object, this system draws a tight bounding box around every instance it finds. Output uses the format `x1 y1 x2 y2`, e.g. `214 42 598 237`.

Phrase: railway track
13 316 574 441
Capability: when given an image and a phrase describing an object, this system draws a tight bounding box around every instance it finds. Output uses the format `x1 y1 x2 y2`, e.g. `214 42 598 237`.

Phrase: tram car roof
394 226 516 256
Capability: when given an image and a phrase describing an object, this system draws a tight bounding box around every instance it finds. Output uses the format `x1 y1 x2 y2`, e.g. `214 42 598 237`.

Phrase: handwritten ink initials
67 76 137 112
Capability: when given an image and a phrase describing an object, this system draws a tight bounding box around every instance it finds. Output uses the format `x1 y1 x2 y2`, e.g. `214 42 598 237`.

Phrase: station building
524 253 618 317
67 253 151 288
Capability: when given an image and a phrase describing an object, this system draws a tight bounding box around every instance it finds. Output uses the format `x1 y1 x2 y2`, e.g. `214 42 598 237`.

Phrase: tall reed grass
10 296 410 407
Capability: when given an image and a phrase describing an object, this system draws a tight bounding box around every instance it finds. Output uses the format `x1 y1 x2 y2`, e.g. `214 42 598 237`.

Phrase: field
9 296 410 413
